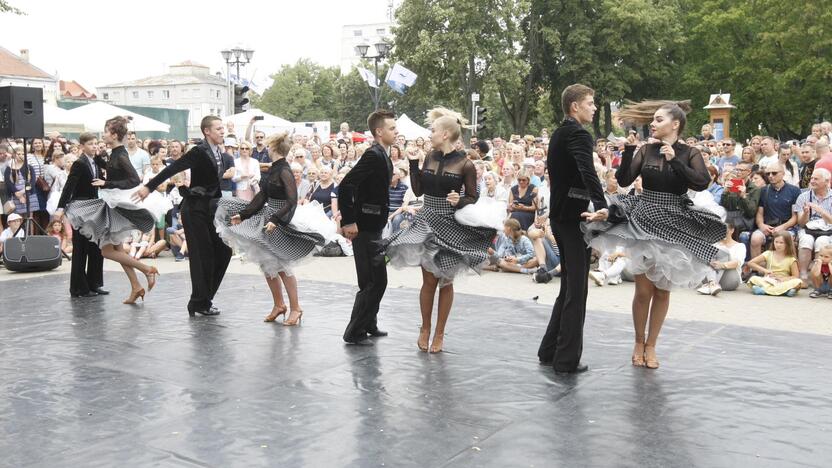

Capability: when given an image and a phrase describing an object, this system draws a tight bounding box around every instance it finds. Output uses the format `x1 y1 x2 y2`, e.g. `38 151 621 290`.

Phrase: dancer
340 109 397 345
585 100 727 369
215 132 332 325
133 116 233 316
54 134 105 298
537 84 608 374
57 121 169 304
385 107 498 353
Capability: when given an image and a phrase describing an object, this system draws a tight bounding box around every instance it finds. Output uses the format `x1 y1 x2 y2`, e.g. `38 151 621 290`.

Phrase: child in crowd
746 232 803 296
487 218 538 273
808 244 832 298
589 247 629 286
48 219 72 257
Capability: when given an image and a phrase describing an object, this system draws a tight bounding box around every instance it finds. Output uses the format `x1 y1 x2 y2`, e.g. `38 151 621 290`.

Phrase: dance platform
1 271 829 467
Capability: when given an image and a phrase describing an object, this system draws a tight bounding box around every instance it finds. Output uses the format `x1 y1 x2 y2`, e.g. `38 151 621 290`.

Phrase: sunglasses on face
764 171 782 176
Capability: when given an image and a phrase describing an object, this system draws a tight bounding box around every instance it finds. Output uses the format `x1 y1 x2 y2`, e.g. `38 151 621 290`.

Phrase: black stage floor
1 272 830 467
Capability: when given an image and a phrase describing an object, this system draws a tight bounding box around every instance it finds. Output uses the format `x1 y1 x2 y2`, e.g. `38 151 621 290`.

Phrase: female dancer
62 117 170 303
216 132 333 326
585 101 727 369
385 107 498 353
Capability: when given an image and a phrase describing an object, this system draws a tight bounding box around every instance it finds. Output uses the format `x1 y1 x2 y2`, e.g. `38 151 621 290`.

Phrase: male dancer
133 116 232 316
340 109 398 345
538 84 608 374
55 132 107 298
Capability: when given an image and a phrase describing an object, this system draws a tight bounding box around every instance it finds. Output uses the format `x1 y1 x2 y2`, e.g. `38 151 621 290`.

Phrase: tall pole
373 57 380 110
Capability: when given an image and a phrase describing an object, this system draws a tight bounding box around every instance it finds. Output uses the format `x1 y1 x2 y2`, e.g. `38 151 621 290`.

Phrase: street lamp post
221 47 255 114
355 41 391 110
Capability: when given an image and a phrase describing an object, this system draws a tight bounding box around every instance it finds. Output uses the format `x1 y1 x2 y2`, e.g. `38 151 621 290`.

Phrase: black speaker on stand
0 86 60 272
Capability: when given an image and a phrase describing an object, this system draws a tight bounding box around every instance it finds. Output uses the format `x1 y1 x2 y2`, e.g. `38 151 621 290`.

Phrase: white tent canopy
396 114 430 140
225 108 294 139
44 103 87 134
64 102 170 133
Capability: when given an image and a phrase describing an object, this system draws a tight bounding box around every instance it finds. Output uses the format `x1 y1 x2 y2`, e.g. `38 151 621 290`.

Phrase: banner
357 67 379 88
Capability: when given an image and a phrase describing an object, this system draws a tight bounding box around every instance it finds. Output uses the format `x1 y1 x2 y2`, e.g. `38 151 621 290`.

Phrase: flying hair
618 100 693 133
425 107 469 142
266 131 292 157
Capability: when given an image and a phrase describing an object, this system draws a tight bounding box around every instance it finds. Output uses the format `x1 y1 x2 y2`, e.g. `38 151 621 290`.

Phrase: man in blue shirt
750 162 802 258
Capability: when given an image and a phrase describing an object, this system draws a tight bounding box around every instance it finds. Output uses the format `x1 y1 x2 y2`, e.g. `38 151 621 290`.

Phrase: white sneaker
696 285 710 295
710 285 722 296
589 270 605 286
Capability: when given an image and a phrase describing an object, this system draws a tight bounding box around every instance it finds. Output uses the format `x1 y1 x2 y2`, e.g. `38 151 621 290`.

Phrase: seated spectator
388 184 423 235
747 232 803 296
794 168 832 279
798 143 817 189
388 166 408 219
757 136 780 169
589 247 630 287
527 219 560 283
166 212 188 261
487 218 538 273
0 213 24 259
808 245 832 298
481 172 509 204
750 171 767 189
706 166 723 204
750 163 801 259
291 162 312 199
48 219 72 257
508 173 538 230
307 166 338 217
778 144 800 186
602 169 623 205
697 222 746 295
721 162 760 238
715 139 740 174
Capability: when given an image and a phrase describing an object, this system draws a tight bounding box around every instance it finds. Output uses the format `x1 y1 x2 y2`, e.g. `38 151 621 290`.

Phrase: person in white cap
0 213 25 260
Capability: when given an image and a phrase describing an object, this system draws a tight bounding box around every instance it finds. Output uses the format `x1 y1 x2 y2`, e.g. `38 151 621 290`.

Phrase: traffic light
233 84 250 114
475 106 487 133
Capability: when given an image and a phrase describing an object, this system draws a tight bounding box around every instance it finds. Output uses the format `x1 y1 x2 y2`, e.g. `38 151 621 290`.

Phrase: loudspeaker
0 86 44 139
2 235 62 272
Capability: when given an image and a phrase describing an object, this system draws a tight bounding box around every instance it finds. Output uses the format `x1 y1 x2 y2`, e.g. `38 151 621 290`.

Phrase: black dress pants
180 197 232 313
538 221 590 371
343 230 387 342
69 228 103 296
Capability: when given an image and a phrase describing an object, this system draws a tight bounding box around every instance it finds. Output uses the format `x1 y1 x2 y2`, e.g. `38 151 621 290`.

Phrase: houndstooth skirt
215 197 326 277
65 187 170 246
584 189 728 290
383 194 497 285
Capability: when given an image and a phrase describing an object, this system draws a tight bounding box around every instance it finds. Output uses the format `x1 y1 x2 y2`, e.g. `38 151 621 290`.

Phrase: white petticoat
290 201 338 244
99 187 172 222
454 196 508 230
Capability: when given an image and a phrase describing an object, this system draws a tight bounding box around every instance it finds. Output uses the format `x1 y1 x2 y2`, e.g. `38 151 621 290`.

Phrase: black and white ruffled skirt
65 187 171 246
383 194 500 285
583 189 727 290
215 198 332 277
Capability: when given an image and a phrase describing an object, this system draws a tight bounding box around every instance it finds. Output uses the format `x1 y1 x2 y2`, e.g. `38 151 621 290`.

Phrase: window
216 90 221 99
132 91 139 99
192 88 200 97
113 91 120 98
376 28 386 35
102 92 109 100
162 90 170 99
353 30 363 37
147 90 154 99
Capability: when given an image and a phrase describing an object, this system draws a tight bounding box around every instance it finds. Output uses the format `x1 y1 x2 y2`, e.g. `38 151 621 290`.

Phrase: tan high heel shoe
145 267 160 292
123 288 145 304
429 333 444 354
632 342 646 367
417 327 430 352
264 305 288 322
644 345 660 369
283 309 303 326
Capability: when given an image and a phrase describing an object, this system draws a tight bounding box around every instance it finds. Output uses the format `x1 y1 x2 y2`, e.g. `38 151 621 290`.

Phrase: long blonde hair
425 107 468 142
618 100 693 133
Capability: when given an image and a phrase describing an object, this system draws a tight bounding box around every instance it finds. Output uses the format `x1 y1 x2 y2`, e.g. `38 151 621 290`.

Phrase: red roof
60 80 96 99
0 46 54 79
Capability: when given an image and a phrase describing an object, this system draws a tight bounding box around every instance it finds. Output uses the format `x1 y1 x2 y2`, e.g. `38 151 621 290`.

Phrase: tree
0 1 24 14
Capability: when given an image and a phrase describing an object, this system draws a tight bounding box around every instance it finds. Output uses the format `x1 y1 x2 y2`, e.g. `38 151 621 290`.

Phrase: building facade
98 61 229 138
339 21 394 74
0 47 58 105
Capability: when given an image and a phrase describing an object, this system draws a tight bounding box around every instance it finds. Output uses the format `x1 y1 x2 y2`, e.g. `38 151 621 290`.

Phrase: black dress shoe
539 359 553 366
554 363 589 375
189 308 221 316
71 291 98 298
92 288 110 295
345 338 374 346
367 328 388 337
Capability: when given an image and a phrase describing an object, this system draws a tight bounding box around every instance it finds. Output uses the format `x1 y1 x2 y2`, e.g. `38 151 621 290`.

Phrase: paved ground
1 257 830 467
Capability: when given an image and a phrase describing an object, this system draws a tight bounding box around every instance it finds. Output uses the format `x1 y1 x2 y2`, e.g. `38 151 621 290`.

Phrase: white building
0 47 58 105
340 21 394 74
98 61 229 138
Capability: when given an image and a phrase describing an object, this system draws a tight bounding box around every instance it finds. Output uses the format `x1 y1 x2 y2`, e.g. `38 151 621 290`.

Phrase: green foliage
0 1 24 14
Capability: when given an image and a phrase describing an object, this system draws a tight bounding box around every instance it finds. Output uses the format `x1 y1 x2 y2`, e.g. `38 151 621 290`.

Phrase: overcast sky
2 0 394 91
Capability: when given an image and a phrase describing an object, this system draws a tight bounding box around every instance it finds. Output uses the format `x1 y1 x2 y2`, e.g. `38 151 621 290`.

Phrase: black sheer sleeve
668 147 710 191
269 165 297 226
103 154 141 189
616 145 643 187
457 159 478 209
409 159 423 196
238 189 267 221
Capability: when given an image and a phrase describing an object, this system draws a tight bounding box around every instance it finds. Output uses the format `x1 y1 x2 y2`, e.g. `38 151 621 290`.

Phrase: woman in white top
44 151 69 215
482 171 509 205
233 140 262 202
697 222 747 295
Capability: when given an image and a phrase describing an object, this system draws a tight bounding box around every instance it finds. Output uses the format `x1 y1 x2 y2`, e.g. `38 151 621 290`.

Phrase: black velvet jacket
547 118 607 223
338 143 393 233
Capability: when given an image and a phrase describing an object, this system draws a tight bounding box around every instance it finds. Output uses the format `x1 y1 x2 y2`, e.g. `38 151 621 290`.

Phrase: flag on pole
385 63 418 94
357 67 379 88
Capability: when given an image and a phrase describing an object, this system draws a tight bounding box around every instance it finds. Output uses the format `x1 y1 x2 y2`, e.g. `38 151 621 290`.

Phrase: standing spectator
698 123 714 141
747 232 802 296
812 141 832 175
508 173 538 230
44 151 68 216
750 163 801 259
794 168 832 279
307 166 338 217
26 138 50 232
319 144 338 170
778 144 799 186
219 145 235 198
4 145 38 225
715 139 740 174
697 222 746 295
126 132 151 175
798 143 817 189
387 166 408 219
233 141 261 202
336 122 352 144
0 143 11 229
749 135 763 160
740 146 758 170
757 137 779 169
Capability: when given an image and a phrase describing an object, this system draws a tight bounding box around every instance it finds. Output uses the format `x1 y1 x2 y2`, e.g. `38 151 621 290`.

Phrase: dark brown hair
79 132 97 145
561 84 595 116
200 115 222 136
105 116 130 140
618 100 693 134
367 109 395 139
